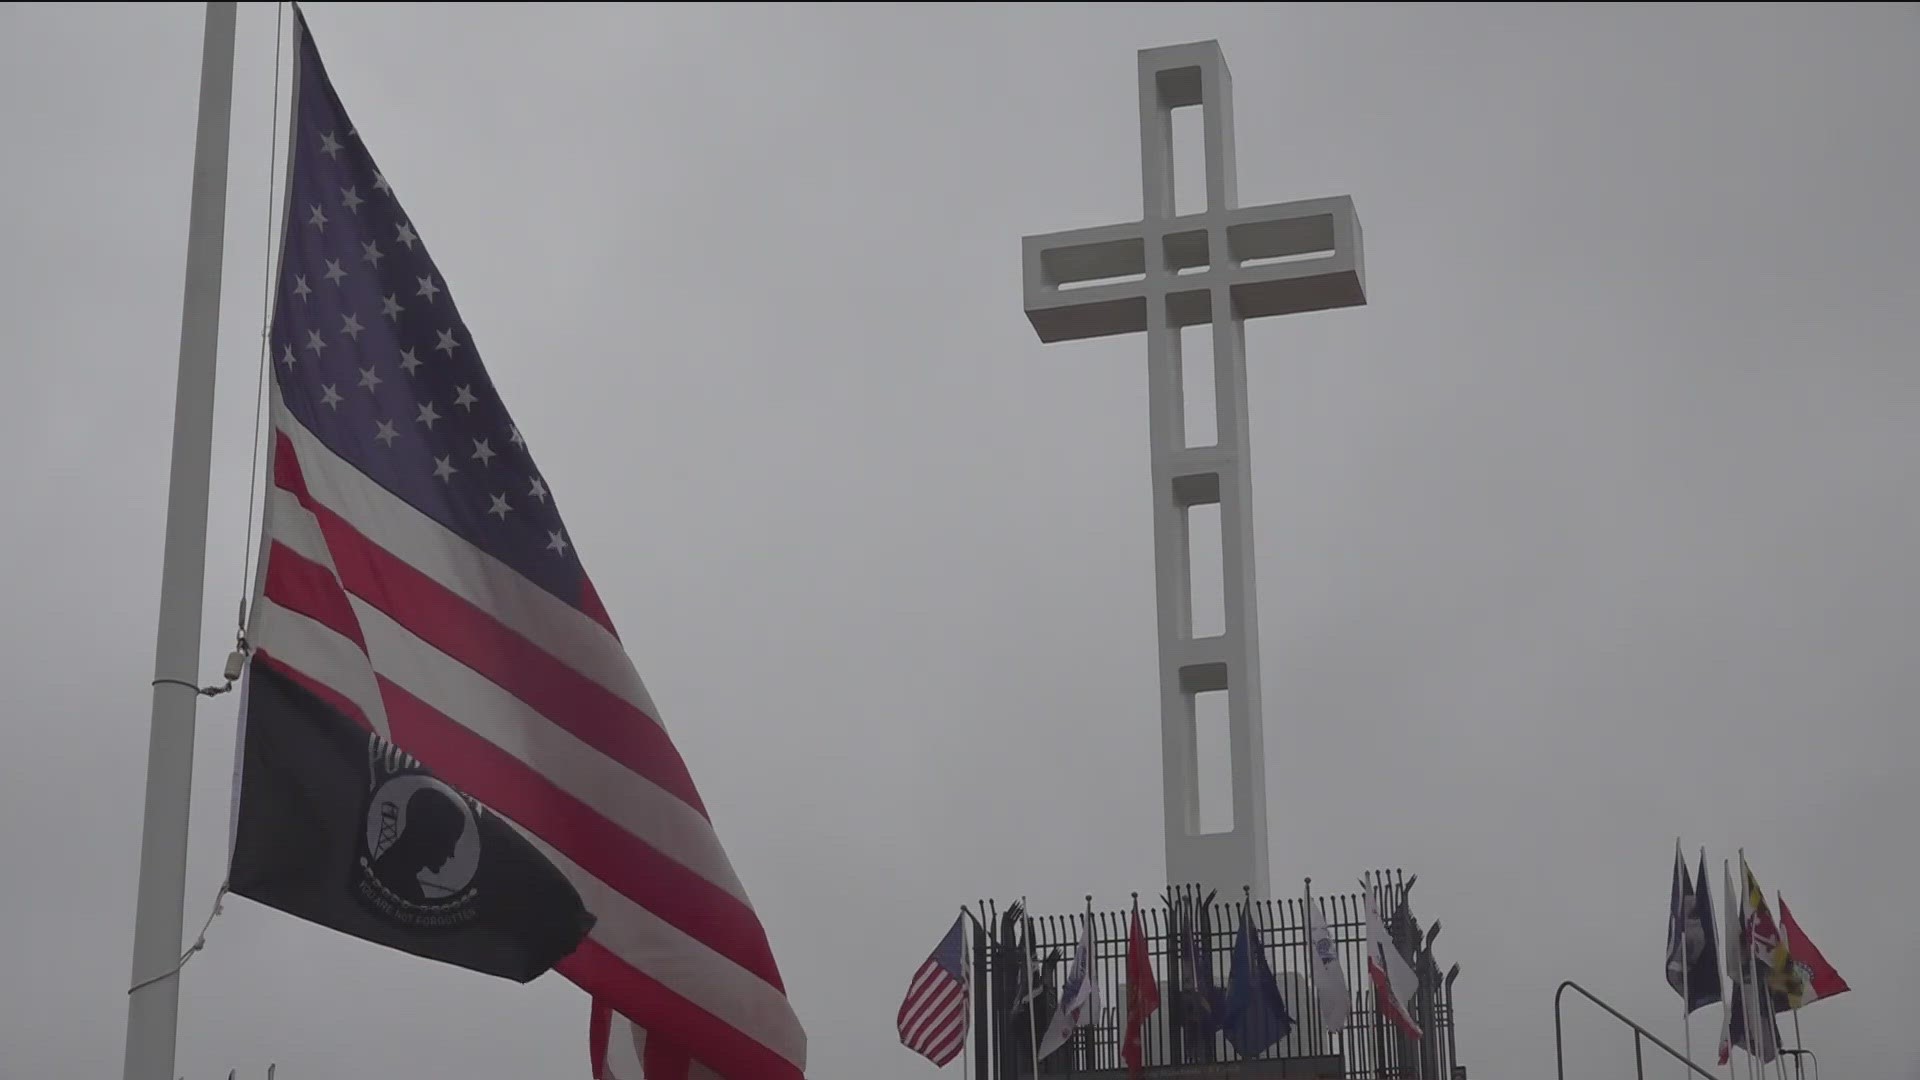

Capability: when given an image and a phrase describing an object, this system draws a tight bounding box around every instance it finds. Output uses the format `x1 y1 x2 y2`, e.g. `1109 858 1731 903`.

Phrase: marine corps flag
1120 906 1161 1078
228 659 596 982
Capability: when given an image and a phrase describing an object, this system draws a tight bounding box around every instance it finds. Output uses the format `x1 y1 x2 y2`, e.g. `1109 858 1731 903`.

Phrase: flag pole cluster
1662 841 1851 1069
895 876 1429 1074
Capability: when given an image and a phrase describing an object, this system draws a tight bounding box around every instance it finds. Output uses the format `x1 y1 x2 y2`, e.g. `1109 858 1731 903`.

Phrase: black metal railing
1552 981 1717 1080
1781 1047 1819 1080
967 869 1462 1079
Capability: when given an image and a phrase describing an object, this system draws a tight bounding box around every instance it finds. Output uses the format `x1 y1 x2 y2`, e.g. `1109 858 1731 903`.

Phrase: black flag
228 659 595 982
1665 843 1722 1013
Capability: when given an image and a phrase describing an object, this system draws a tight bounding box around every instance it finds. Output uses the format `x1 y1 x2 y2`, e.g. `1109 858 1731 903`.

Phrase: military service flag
228 661 596 982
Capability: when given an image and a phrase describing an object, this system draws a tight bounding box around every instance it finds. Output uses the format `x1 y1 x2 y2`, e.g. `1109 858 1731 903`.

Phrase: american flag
897 914 971 1067
251 12 805 1078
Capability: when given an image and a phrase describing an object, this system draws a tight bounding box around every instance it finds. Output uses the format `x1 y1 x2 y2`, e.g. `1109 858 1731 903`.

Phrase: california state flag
1362 887 1421 1040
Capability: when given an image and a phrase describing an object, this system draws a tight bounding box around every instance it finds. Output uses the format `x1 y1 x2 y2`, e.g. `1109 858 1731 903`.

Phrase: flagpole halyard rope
238 0 288 635
151 676 234 698
127 882 230 996
126 3 286 1002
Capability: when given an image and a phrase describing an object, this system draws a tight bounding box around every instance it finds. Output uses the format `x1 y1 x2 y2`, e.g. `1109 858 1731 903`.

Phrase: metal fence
967 869 1462 1080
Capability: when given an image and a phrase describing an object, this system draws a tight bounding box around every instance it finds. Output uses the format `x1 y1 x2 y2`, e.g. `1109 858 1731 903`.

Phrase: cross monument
1021 40 1366 901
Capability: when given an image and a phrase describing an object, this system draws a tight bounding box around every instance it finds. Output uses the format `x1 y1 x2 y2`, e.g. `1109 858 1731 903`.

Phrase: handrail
1554 981 1720 1080
1782 1047 1819 1080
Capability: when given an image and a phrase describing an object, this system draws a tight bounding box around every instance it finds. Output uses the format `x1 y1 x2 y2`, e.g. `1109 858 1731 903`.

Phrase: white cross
1020 40 1367 901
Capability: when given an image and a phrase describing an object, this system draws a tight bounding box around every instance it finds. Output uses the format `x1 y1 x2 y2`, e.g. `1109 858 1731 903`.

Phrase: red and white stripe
896 957 967 1066
254 392 806 1078
591 1000 726 1080
1361 890 1421 1042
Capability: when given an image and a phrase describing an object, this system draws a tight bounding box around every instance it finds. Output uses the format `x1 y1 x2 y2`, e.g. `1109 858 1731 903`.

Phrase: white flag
1307 899 1351 1034
1037 916 1100 1059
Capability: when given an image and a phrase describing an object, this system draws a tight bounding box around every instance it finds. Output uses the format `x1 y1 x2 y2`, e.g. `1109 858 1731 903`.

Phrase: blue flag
1222 904 1294 1057
1690 850 1724 1008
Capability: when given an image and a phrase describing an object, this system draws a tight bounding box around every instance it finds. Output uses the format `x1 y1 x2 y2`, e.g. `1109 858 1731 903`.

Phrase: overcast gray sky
3 2 1916 1078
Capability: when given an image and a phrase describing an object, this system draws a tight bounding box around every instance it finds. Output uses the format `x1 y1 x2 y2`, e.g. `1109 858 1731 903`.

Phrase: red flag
1120 907 1160 1077
1778 897 1851 1008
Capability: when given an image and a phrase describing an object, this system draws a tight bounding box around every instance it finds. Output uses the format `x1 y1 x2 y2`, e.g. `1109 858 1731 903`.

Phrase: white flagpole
1740 856 1760 1080
961 909 975 1080
122 5 237 1080
1677 838 1693 1070
1735 852 1779 1080
1746 860 1791 1080
1788 1009 1804 1080
1697 845 1728 1076
1735 854 1785 1080
1683 926 1693 1070
1728 860 1743 1080
1777 890 1806 1080
1023 896 1041 1078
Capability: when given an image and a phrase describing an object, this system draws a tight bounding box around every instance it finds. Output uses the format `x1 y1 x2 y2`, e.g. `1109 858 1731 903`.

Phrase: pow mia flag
228 659 596 983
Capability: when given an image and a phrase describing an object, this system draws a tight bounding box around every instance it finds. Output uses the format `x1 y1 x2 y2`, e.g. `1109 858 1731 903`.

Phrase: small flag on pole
1718 859 1782 1065
1038 914 1100 1059
1120 905 1160 1078
1665 843 1722 1012
1306 898 1351 1035
1363 886 1422 1041
1776 896 1850 1009
897 914 970 1067
1719 981 1782 1066
1221 903 1294 1057
1015 949 1057 1009
1174 892 1225 1043
1691 850 1723 1006
1738 856 1794 1002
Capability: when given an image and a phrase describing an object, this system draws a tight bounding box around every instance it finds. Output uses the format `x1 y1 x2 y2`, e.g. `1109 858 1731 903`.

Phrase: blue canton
271 27 586 609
